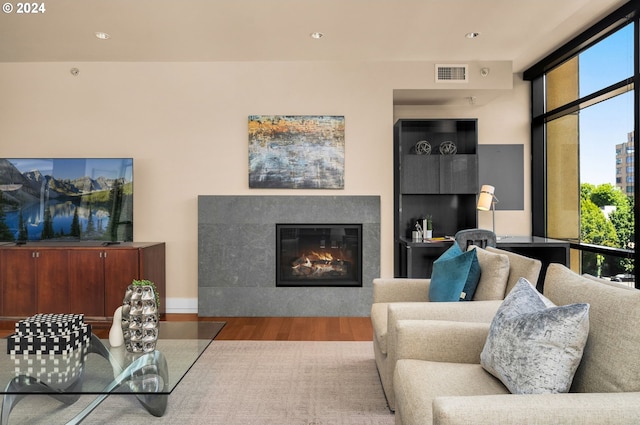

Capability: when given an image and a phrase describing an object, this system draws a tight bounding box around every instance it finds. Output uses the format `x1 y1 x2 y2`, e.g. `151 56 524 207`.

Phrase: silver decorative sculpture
121 281 159 353
415 140 431 155
439 141 457 155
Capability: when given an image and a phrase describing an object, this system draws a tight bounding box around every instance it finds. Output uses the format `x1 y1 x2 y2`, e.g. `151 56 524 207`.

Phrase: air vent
435 64 468 83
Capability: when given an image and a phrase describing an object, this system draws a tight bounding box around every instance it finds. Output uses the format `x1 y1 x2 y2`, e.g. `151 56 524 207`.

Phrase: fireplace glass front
276 224 362 287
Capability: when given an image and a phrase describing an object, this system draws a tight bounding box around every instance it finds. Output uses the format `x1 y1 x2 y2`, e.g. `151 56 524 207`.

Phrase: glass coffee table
0 321 223 425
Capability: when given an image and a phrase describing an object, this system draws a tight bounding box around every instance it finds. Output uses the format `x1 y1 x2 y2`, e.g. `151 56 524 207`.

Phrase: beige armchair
372 246 541 410
393 263 640 425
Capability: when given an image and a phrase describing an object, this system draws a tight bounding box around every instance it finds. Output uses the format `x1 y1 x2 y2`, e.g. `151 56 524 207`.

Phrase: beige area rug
7 341 394 425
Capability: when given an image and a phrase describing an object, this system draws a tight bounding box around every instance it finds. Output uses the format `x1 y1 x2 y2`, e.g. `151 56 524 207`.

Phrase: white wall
0 61 530 313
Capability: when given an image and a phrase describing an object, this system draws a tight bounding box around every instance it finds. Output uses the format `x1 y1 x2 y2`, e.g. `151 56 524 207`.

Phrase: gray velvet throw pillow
480 278 590 394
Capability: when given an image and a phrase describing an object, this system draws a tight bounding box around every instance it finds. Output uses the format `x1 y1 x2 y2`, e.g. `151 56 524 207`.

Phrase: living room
3 0 628 316
1 1 639 424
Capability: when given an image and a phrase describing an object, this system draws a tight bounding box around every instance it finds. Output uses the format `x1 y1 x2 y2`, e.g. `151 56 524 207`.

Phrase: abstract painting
249 115 345 189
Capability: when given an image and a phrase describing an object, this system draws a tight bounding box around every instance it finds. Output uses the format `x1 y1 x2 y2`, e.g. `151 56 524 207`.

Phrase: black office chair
454 229 497 251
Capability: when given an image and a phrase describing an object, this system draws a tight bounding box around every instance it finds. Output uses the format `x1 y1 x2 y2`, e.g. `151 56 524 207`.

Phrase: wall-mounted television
0 158 133 242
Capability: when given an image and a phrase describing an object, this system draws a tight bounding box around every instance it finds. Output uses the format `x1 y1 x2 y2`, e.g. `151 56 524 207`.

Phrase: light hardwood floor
195 316 373 341
167 314 373 341
0 316 374 341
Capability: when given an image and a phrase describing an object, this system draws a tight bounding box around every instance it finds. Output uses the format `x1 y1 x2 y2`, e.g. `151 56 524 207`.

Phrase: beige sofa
371 246 542 410
393 263 640 425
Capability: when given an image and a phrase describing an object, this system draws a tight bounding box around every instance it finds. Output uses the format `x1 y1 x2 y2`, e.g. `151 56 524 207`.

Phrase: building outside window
525 2 638 287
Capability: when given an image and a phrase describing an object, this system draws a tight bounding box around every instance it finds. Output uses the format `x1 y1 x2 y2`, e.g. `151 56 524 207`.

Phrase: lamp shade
477 184 495 211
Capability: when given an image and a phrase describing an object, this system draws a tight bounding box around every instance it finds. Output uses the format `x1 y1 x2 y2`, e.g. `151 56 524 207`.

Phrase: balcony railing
569 241 636 289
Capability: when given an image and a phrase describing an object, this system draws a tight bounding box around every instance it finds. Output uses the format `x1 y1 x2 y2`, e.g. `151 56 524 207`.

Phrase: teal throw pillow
429 247 481 302
437 242 463 262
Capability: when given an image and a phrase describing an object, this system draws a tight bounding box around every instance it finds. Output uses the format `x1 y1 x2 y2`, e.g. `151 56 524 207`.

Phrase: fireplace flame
308 251 334 262
290 250 349 278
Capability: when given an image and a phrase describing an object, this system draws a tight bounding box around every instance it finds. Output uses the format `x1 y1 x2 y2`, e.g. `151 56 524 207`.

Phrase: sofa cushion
394 360 509 425
429 247 480 301
481 278 590 394
544 264 640 393
486 246 542 295
469 246 510 301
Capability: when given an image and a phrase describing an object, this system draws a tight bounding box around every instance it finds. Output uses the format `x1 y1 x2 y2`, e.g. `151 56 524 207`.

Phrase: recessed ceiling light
465 32 480 39
310 32 324 39
95 32 111 40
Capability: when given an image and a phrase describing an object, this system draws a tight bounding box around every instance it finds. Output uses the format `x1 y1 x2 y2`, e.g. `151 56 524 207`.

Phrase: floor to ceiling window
525 2 638 287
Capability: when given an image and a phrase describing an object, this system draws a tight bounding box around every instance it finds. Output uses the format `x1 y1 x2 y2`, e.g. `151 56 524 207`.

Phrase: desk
397 237 455 279
398 236 570 290
495 236 570 290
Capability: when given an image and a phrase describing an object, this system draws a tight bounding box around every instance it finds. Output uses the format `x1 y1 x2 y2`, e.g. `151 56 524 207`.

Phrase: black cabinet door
440 155 478 193
401 155 439 193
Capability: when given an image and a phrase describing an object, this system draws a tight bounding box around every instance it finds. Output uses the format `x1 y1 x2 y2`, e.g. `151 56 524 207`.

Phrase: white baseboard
164 297 198 314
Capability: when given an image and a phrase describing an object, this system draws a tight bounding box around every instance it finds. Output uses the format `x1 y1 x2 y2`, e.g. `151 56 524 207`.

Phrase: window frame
524 1 639 286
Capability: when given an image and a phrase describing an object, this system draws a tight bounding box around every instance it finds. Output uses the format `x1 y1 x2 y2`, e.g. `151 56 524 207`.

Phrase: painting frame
248 115 345 189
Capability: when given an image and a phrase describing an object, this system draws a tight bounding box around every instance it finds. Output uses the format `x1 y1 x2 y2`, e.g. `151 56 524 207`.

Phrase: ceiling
0 0 628 104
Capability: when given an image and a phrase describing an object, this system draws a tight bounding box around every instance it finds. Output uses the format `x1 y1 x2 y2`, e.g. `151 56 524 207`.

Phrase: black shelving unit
394 119 479 277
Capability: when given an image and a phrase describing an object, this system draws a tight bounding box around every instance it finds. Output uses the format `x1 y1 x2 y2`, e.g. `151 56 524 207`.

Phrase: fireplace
199 195 380 316
276 224 362 287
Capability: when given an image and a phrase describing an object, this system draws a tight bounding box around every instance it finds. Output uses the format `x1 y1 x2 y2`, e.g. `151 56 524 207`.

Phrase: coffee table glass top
0 321 224 395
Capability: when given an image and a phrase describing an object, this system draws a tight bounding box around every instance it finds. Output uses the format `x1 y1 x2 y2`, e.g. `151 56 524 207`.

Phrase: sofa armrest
395 320 489 364
372 278 431 303
433 392 640 425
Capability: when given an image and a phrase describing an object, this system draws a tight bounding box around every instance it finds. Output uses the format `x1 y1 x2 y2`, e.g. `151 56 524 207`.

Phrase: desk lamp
477 184 499 233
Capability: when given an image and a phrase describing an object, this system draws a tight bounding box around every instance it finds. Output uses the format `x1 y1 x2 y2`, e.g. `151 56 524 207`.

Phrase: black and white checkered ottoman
6 313 92 355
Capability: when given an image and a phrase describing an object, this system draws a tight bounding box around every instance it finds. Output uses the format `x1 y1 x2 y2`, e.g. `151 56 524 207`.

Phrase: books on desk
422 236 455 243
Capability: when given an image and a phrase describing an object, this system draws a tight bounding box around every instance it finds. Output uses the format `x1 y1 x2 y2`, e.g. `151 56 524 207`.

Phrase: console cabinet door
103 249 140 317
68 249 106 316
36 249 70 313
1 249 37 316
2 249 70 315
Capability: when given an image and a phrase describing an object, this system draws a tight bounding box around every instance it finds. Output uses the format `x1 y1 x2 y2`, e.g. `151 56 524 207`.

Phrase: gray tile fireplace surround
198 195 380 316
